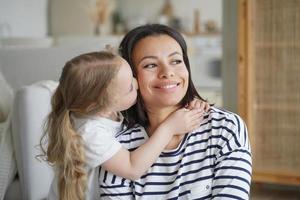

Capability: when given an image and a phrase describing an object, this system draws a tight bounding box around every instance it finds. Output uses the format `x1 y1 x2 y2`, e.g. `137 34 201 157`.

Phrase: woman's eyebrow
140 55 157 62
168 51 182 57
138 51 182 65
137 55 157 66
140 52 181 61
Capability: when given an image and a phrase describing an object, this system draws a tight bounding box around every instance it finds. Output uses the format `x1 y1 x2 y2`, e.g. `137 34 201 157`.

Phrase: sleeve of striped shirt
98 169 135 199
212 114 252 199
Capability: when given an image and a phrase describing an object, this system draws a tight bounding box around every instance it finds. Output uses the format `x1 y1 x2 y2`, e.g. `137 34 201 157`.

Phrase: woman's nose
158 66 174 79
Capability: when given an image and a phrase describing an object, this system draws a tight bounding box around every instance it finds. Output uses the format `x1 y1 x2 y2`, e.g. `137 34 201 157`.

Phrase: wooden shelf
253 172 300 186
184 32 221 37
253 104 300 111
255 42 300 48
238 0 300 186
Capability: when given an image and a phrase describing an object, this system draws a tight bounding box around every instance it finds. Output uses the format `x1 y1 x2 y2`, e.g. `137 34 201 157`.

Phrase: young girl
40 50 209 200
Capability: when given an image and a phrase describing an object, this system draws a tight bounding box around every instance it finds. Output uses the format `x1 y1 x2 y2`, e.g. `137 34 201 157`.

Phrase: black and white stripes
99 107 252 199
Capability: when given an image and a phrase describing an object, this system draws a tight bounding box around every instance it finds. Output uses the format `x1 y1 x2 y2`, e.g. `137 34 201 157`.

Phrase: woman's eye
143 63 156 69
171 59 182 65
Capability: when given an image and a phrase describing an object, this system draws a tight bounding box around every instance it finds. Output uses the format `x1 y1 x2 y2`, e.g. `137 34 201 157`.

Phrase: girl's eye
171 59 182 65
143 63 156 69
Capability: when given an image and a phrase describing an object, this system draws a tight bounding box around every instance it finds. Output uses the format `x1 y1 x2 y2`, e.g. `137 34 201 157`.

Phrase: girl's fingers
188 100 196 110
190 115 204 124
199 102 205 111
187 108 204 117
191 110 206 122
185 115 202 126
194 101 201 110
189 120 202 131
186 112 205 131
204 102 211 112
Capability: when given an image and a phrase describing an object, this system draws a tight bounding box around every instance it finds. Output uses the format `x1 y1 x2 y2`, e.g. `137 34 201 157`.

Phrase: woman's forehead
132 35 182 59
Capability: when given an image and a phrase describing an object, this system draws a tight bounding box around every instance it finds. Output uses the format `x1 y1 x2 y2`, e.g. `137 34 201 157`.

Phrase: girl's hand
161 108 205 135
186 98 210 112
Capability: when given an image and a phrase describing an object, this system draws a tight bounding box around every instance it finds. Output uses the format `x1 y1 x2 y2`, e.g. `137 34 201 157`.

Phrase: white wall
49 0 95 36
0 0 48 38
49 0 222 36
0 43 107 91
0 0 221 37
118 0 222 33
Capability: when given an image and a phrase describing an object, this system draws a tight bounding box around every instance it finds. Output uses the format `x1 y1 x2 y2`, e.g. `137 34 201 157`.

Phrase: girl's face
132 35 189 110
109 58 138 112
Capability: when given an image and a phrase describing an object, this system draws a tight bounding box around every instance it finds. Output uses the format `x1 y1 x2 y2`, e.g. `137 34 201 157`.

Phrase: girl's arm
101 108 204 180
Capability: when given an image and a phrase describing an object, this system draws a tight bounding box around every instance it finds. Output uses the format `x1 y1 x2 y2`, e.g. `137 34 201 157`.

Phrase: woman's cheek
137 70 153 87
137 77 149 96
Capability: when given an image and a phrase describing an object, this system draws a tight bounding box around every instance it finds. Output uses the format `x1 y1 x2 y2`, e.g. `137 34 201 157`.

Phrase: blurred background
0 0 224 106
0 0 299 199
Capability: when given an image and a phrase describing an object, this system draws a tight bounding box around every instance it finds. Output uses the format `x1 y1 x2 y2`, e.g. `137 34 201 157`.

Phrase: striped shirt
98 107 252 199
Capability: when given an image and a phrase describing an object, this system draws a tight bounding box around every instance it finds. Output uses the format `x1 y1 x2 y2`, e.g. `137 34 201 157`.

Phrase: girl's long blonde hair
40 51 121 200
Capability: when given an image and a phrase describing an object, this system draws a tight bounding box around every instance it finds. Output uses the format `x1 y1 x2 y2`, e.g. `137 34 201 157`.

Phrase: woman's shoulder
115 124 148 149
192 106 248 141
116 124 145 137
207 106 246 129
205 106 250 149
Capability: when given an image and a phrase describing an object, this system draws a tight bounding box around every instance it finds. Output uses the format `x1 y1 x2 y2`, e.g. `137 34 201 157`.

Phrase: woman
98 24 252 199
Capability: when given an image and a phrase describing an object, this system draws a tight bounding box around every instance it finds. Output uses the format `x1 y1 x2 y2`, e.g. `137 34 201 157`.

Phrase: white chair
0 42 116 199
10 82 57 200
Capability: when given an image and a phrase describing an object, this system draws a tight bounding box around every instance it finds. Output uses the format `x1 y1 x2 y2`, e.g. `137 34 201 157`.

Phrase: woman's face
132 35 189 110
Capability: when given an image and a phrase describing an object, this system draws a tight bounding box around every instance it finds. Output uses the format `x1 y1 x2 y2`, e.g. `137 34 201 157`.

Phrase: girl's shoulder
72 116 123 138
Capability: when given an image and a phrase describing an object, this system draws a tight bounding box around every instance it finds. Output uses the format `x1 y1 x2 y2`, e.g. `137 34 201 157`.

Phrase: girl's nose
133 78 138 90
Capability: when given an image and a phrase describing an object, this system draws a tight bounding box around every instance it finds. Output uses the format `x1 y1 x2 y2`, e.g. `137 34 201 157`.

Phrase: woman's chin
154 98 183 108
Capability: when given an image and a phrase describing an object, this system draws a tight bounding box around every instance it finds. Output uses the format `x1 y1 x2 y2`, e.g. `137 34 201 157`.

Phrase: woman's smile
153 81 180 92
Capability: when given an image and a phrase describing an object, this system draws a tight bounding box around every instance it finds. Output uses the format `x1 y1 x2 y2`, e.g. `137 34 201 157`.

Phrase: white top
99 107 252 199
48 114 123 200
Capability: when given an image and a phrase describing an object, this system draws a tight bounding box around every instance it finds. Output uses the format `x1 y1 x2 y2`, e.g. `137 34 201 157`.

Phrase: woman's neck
146 106 184 150
147 107 174 133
